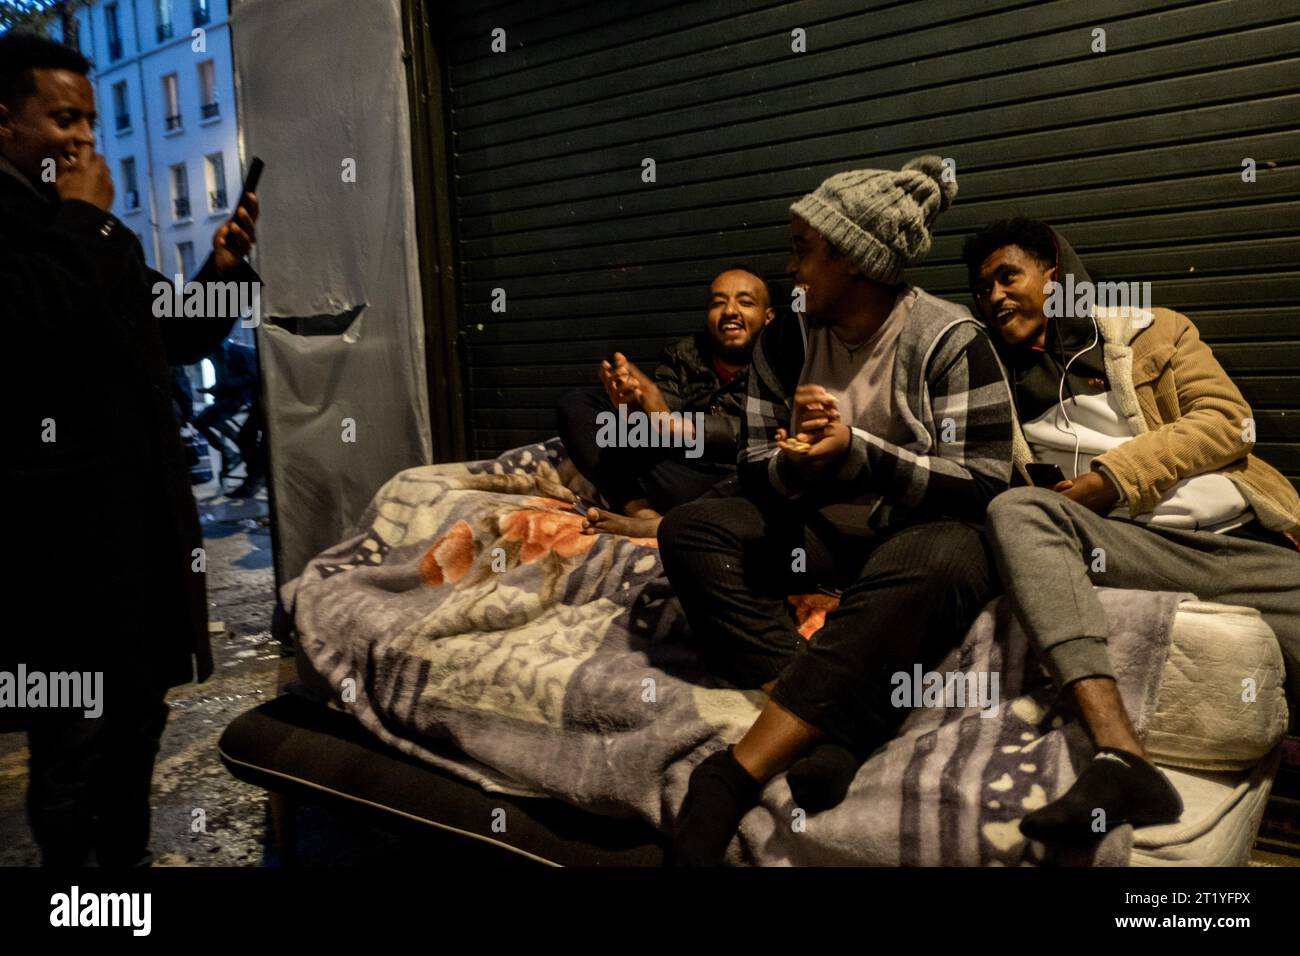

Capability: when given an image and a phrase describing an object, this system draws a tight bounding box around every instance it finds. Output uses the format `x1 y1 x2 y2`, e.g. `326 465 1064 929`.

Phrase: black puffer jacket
652 331 749 466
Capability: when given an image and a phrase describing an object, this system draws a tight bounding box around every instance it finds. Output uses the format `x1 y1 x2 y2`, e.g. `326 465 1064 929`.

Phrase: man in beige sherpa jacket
965 217 1299 845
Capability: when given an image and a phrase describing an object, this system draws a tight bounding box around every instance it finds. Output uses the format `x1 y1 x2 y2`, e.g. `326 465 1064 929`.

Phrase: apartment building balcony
108 39 123 60
201 101 221 120
157 23 175 42
209 188 228 211
174 196 191 219
165 113 184 132
115 113 131 131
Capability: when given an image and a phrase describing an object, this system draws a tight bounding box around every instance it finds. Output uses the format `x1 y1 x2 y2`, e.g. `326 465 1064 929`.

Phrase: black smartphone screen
1026 462 1067 486
237 157 264 210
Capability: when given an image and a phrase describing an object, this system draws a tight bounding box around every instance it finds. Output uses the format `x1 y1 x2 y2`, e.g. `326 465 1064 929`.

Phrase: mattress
1145 601 1291 771
284 438 1290 865
287 597 1289 866
1131 748 1281 866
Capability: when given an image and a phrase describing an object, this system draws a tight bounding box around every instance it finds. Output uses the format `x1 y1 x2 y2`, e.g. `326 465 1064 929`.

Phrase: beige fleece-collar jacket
1056 306 1300 538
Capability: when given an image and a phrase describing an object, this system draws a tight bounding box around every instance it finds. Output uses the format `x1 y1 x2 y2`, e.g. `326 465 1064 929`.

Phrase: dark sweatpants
556 387 731 513
658 494 998 753
23 686 170 867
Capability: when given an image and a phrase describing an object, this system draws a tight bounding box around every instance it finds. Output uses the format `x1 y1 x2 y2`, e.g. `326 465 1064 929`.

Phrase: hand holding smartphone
1026 462 1067 487
237 157 264 212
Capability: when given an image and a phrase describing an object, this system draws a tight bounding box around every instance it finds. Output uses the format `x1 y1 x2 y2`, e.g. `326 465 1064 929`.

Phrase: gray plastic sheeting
231 0 432 585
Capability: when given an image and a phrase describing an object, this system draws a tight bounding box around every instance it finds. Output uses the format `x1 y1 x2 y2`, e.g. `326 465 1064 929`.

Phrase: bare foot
581 506 662 538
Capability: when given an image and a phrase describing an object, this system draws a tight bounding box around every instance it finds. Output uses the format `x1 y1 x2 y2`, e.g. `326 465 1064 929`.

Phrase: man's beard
713 338 754 365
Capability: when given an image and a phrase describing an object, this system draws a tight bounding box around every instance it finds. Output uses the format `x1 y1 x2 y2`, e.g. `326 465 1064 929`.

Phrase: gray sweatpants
985 486 1300 713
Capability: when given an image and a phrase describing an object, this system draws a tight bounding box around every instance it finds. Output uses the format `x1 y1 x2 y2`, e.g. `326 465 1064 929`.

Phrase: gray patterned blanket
288 439 1180 866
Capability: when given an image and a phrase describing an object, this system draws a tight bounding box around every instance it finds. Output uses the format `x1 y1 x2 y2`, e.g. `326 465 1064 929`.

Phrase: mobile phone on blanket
571 496 599 517
1026 462 1067 487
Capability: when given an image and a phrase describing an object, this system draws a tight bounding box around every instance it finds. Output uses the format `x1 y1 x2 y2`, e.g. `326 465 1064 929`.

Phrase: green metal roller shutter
439 0 1299 486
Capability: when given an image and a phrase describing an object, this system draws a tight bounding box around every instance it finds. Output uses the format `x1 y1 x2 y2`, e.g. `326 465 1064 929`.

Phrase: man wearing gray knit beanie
659 156 1017 865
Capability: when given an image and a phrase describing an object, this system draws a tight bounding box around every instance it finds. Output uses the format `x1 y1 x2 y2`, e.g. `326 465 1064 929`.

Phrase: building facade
59 0 240 281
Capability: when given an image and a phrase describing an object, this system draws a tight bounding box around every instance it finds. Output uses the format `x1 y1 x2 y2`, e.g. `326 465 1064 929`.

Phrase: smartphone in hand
237 157 264 212
1026 462 1067 487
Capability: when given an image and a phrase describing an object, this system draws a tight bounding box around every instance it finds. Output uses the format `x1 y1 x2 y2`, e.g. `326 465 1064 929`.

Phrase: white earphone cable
1054 311 1101 479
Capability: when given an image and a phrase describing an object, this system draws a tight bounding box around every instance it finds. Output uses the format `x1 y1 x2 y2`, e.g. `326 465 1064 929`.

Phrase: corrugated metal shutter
441 0 1298 486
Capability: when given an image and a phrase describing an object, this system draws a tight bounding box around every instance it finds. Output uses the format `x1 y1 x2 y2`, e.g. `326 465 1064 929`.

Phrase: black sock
786 741 860 814
1020 747 1183 843
671 747 761 867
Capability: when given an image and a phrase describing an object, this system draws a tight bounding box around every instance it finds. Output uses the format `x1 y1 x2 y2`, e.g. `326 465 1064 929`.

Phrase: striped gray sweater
739 288 1015 530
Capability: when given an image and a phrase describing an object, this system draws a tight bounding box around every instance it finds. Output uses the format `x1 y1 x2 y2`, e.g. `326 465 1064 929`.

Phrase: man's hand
600 352 647 409
625 361 671 415
792 384 840 442
56 144 113 211
599 353 692 441
212 193 259 275
777 421 850 476
1052 470 1120 515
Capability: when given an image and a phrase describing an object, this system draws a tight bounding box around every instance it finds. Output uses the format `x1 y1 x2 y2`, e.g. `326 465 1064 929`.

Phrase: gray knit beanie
789 154 957 284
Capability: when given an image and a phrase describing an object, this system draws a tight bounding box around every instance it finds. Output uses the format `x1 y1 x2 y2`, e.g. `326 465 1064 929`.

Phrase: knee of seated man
885 522 991 597
555 387 601 429
985 485 1062 538
656 497 710 556
881 520 965 566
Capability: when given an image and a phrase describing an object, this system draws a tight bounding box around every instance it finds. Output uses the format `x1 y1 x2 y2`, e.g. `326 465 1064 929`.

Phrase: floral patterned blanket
288 439 1180 865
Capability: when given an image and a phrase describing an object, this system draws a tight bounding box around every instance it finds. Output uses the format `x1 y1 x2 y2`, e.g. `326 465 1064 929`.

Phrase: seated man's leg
555 388 646 511
984 486 1213 839
760 520 996 806
671 519 991 864
639 459 733 514
659 495 845 689
587 459 733 539
662 496 868 864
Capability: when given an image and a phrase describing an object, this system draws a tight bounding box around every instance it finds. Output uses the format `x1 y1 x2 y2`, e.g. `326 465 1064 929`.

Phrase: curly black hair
961 217 1057 283
0 31 91 110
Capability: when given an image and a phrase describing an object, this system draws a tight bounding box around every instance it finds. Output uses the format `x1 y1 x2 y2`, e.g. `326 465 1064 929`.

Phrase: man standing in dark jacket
0 33 260 865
